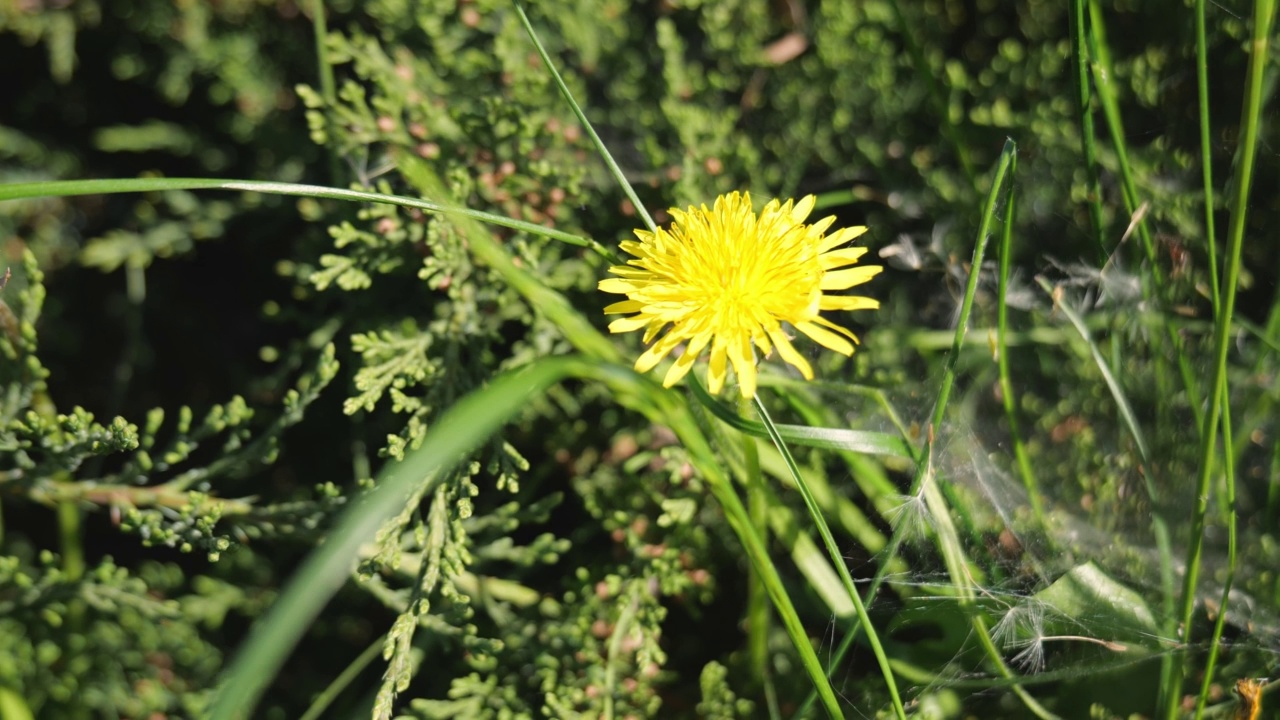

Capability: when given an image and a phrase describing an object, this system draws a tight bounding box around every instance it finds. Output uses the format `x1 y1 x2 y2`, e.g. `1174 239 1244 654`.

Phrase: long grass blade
0 178 617 262
1167 2 1275 716
208 357 592 720
752 396 908 720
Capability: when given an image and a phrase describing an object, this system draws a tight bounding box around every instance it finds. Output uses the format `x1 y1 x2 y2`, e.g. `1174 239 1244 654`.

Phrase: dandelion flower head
599 192 880 397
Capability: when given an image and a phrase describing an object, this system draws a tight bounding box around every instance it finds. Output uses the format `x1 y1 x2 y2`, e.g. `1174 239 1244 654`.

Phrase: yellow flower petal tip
599 191 880 398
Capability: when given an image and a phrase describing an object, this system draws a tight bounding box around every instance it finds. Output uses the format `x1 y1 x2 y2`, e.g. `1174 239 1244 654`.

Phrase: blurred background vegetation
1 0 1277 717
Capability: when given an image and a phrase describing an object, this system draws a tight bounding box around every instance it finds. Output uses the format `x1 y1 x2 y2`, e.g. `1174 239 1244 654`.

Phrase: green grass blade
1035 276 1152 470
1069 0 1107 262
994 153 1044 524
740 395 773 689
298 635 384 720
798 140 1022 717
1086 1 1205 430
511 0 657 235
0 177 617 262
689 376 911 457
208 357 592 720
752 395 908 720
1168 1 1275 715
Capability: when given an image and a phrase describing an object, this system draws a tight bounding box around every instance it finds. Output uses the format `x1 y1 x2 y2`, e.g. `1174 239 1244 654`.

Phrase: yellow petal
662 332 711 388
790 195 816 223
819 246 869 269
727 333 756 397
604 300 644 315
818 295 880 311
598 278 641 294
635 331 685 373
607 315 652 334
821 265 882 290
707 339 728 395
818 226 869 253
795 321 855 356
768 328 813 379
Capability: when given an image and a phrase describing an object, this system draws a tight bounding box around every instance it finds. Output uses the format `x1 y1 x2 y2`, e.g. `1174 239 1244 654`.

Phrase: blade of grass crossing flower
798 141 1032 718
511 0 657 235
752 395 908 720
1068 0 1107 263
393 153 620 363
994 153 1044 524
1169 2 1275 716
209 357 595 720
0 178 617 262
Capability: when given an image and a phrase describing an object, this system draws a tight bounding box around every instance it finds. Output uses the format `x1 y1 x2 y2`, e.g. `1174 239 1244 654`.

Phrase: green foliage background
1 0 1277 718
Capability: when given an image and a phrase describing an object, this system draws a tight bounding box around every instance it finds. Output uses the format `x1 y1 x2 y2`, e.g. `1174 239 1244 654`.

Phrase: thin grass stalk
1188 3 1239 713
887 0 977 186
511 0 656 234
740 395 772 687
308 0 341 184
1167 2 1275 716
752 396 907 720
797 140 1018 716
298 635 385 720
1194 0 1221 305
1068 0 1107 263
1193 373 1238 720
1086 0 1205 429
994 155 1044 524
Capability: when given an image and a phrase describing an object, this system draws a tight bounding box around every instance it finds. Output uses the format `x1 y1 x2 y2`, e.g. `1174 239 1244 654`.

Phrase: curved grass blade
1170 1 1275 715
753 395 908 720
208 357 592 720
511 0 657 235
994 159 1044 523
0 177 617 262
690 376 911 457
799 140 1063 719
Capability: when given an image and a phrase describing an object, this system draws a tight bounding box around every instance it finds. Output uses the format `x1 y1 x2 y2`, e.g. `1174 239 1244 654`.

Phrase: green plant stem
1166 1 1275 717
1194 0 1221 307
798 140 1020 717
740 395 771 686
753 396 907 720
309 0 341 184
511 0 656 234
920 472 1057 720
0 178 618 263
298 634 385 720
994 154 1043 524
1069 0 1107 262
1193 373 1238 720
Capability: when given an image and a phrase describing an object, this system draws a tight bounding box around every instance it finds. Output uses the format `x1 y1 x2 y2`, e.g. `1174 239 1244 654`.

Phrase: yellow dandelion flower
599 191 881 398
